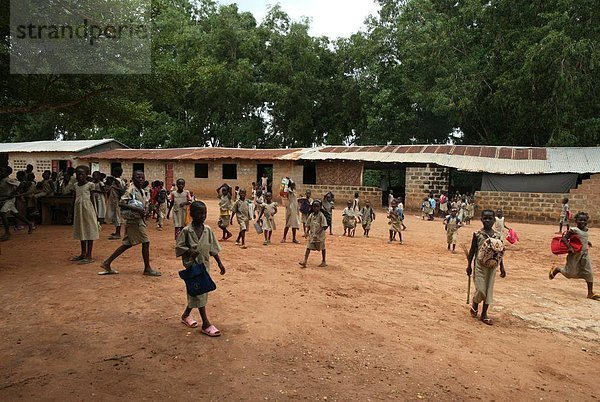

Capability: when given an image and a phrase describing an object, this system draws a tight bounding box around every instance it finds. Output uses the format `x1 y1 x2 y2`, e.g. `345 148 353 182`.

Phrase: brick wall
405 164 449 210
475 174 600 224
316 161 363 186
9 151 77 175
295 184 382 207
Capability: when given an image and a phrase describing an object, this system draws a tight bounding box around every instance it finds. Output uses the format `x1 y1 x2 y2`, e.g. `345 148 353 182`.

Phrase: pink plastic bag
506 228 519 244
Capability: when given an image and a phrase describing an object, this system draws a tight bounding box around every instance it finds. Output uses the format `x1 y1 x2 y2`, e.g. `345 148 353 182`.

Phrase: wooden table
40 196 74 225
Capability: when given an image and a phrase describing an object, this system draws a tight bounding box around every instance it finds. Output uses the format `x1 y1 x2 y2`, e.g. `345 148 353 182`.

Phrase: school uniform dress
171 190 191 228
472 230 502 305
218 195 232 228
360 206 374 229
175 224 221 308
560 228 593 282
322 199 334 227
307 211 327 251
389 210 402 233
106 178 123 226
342 207 357 229
445 216 460 245
73 182 100 241
232 199 251 231
120 185 149 246
261 202 277 231
91 182 106 220
285 189 300 229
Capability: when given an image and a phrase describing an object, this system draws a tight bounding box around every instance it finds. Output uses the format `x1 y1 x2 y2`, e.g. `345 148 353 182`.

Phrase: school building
79 143 600 223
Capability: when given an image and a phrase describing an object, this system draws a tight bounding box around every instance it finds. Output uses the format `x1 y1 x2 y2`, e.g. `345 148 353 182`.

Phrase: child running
299 200 328 268
167 178 192 240
443 208 462 253
342 200 357 237
466 210 507 325
230 188 251 249
216 184 233 241
69 166 100 264
558 197 570 233
388 198 403 244
360 199 375 237
176 201 226 336
549 212 599 300
257 192 277 245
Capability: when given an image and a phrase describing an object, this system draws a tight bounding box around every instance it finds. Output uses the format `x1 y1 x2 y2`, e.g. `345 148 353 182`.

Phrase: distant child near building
176 201 226 336
322 192 335 235
342 200 357 237
155 183 168 230
466 209 506 325
299 200 328 268
106 167 124 240
253 188 264 220
439 191 448 217
91 171 107 224
298 190 313 237
0 166 35 241
558 197 570 233
282 180 301 243
167 178 192 240
216 184 233 241
69 166 99 264
258 192 277 245
464 197 474 225
428 194 436 221
444 208 462 253
494 209 511 241
388 199 403 244
360 199 376 237
420 197 429 220
549 212 599 301
398 197 407 230
249 182 257 218
352 191 360 212
230 188 251 249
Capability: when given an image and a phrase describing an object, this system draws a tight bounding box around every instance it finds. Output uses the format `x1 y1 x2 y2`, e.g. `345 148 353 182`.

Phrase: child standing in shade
91 171 107 224
230 188 251 249
70 166 99 264
558 197 570 233
282 180 301 243
216 184 233 241
360 199 375 237
322 192 335 235
106 167 124 240
258 192 277 245
549 212 599 300
167 178 192 240
466 210 506 325
444 208 462 253
176 201 226 336
298 190 313 237
342 200 357 237
388 198 403 244
299 200 328 268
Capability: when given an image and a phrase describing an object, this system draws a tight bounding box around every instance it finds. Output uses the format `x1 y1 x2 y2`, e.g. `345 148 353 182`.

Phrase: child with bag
549 212 599 301
466 209 507 325
176 201 226 336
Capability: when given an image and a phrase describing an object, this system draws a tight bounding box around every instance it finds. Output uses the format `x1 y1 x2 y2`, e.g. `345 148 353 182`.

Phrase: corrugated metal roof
0 139 126 153
81 147 305 161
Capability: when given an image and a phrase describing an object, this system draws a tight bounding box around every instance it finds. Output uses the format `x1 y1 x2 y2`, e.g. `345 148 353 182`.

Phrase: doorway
257 164 273 193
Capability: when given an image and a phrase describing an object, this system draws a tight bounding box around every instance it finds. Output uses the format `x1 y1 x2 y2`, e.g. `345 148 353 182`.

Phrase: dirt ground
1 199 599 401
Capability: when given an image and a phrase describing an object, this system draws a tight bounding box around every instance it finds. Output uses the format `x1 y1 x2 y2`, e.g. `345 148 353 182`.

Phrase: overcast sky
220 0 380 38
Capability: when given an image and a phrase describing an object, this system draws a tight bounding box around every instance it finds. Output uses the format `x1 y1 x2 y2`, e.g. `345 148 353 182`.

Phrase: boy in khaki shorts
100 170 161 276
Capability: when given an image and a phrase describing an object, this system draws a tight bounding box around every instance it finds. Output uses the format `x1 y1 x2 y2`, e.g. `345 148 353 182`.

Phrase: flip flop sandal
549 267 557 280
201 325 221 337
240 245 248 249
481 317 493 325
292 240 300 244
588 294 600 301
470 307 478 318
78 258 94 265
98 269 119 275
70 255 85 261
181 316 198 328
143 270 162 277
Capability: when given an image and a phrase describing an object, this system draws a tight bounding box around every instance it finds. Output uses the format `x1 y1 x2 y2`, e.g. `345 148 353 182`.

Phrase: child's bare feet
318 262 327 267
298 262 307 268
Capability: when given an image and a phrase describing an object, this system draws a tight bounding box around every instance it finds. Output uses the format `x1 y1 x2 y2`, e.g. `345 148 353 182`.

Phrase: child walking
230 188 251 249
466 210 507 325
167 178 192 240
299 200 328 268
444 208 462 253
258 192 277 245
70 166 100 264
549 212 599 300
216 184 233 241
388 198 403 244
360 199 375 237
558 197 570 233
176 201 226 336
282 180 300 243
342 200 357 237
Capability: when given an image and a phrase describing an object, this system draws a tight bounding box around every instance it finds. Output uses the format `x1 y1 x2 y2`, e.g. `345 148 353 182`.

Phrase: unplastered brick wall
475 174 600 224
316 161 363 186
296 184 382 207
405 164 449 211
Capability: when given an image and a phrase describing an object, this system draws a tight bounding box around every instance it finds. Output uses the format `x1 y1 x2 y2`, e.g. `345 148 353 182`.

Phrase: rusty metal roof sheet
81 147 305 161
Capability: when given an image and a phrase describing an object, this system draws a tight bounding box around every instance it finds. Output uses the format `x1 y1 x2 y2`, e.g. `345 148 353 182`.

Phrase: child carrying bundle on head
342 200 357 237
299 199 328 268
444 207 462 253
549 212 599 301
360 199 375 237
230 188 252 249
176 201 226 336
466 209 507 325
167 178 192 240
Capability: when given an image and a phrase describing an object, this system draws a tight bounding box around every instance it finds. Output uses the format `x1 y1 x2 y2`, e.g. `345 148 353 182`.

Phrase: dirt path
1 200 598 400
